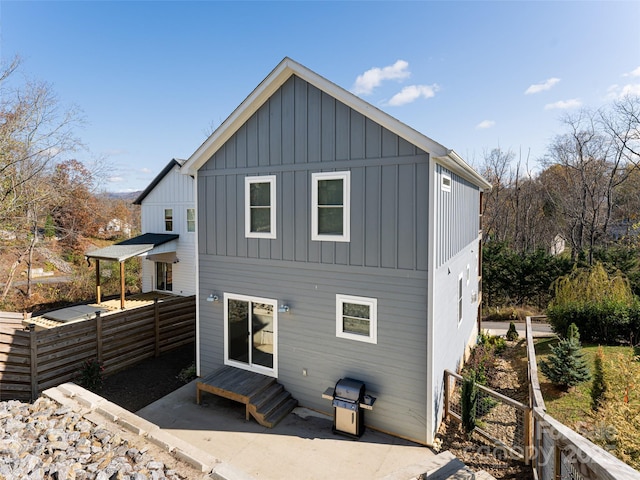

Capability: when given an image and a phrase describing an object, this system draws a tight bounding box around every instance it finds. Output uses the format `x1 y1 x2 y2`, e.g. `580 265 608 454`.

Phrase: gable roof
181 57 491 191
133 158 186 205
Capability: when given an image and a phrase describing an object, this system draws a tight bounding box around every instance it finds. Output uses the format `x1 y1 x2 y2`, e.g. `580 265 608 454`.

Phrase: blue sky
2 1 639 192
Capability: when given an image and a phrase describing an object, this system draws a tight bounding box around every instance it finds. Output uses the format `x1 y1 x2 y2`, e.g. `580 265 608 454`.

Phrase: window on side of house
458 273 463 324
336 294 377 344
187 208 196 233
245 175 276 239
164 209 173 232
156 262 173 292
312 171 350 242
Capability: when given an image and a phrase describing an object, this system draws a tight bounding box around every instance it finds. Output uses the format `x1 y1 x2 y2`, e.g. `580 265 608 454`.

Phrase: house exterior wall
197 75 432 443
430 163 481 437
140 164 196 295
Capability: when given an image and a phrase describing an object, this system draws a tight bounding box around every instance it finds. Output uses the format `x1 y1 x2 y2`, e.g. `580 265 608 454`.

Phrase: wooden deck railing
0 295 195 402
444 317 640 479
525 316 640 480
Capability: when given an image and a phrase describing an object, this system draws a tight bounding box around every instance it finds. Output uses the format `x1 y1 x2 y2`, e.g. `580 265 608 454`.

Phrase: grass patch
532 339 640 469
535 341 637 422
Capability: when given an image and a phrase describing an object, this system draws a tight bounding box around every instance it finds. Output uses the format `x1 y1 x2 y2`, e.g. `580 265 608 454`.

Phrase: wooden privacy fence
0 295 195 402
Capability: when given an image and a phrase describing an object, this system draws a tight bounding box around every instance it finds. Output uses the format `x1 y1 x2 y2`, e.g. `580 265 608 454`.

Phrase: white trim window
164 209 173 232
336 294 377 344
245 175 276 239
312 171 350 242
186 208 196 233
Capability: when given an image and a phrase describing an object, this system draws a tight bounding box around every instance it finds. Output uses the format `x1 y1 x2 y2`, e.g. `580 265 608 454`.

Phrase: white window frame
441 174 452 192
164 208 173 232
186 208 196 233
223 292 278 377
336 294 377 344
458 273 464 324
312 171 350 242
244 175 276 239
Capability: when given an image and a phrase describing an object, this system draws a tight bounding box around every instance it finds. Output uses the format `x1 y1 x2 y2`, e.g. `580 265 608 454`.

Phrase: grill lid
334 378 365 402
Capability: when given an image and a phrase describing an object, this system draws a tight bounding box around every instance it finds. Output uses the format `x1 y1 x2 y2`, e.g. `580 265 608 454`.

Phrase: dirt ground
436 339 534 480
98 342 196 412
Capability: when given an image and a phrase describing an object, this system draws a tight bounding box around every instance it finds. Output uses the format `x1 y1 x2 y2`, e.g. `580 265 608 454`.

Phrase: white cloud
352 60 410 95
544 99 582 110
108 176 125 183
623 66 640 77
476 120 496 129
525 77 561 95
606 82 640 100
140 167 152 174
387 84 439 106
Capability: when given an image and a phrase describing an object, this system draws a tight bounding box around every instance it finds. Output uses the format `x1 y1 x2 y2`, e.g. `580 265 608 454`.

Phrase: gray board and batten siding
435 163 481 268
197 74 433 443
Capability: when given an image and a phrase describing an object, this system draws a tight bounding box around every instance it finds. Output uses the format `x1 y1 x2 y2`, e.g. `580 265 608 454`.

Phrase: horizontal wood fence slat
0 295 195 401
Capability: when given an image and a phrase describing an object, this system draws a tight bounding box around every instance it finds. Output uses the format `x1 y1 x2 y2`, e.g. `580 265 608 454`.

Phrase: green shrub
540 323 591 388
591 346 607 411
177 363 197 383
461 369 479 439
78 359 104 392
547 263 639 344
506 322 519 341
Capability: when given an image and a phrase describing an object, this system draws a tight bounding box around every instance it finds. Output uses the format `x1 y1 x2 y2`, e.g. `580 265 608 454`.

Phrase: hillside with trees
480 96 640 314
0 57 140 312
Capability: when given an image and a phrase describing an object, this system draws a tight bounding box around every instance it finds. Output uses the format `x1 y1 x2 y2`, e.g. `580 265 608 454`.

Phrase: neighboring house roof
85 233 179 262
181 57 491 191
133 158 186 205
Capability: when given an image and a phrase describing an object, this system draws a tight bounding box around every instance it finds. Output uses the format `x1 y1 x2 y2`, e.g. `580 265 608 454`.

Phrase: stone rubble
0 397 188 480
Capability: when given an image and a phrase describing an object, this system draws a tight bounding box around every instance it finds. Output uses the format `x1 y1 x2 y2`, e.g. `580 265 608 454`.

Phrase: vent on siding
441 174 452 192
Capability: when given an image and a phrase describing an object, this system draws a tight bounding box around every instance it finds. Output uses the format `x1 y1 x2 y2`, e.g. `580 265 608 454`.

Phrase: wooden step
248 383 297 428
262 397 298 428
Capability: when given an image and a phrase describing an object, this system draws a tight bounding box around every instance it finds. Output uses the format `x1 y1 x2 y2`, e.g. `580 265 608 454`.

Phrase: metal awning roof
85 233 179 262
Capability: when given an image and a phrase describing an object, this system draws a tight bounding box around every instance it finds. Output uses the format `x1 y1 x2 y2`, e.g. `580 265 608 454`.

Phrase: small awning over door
84 233 179 309
85 233 179 262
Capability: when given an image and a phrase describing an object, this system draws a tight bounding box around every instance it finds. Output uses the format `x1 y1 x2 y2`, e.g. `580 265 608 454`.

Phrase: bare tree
542 103 640 263
0 57 84 301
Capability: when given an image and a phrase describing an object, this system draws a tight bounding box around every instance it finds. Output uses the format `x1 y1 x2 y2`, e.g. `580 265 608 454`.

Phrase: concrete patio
137 381 440 480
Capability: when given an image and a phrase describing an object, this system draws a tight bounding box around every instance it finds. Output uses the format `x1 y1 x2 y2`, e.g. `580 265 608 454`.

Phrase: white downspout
193 171 201 377
425 156 437 445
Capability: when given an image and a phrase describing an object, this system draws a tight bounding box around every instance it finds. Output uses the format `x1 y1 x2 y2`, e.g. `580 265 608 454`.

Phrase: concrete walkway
137 382 438 480
481 320 555 338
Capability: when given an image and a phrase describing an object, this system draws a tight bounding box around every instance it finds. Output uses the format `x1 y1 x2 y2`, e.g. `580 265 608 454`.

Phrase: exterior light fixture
207 294 219 303
278 305 290 313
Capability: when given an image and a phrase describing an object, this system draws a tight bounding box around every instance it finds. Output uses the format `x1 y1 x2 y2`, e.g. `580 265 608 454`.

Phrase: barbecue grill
322 378 376 438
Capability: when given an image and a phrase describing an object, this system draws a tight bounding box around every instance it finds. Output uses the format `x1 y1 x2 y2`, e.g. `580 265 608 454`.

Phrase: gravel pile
0 397 188 480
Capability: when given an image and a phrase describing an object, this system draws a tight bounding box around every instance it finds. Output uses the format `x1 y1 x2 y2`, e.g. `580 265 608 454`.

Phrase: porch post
96 259 101 304
120 261 125 310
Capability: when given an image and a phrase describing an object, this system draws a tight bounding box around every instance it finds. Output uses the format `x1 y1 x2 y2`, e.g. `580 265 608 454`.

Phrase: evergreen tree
461 370 479 439
540 323 591 388
591 346 607 411
506 321 519 341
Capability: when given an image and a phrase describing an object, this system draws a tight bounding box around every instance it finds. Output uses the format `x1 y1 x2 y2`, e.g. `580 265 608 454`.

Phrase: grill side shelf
322 387 334 400
359 395 376 410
